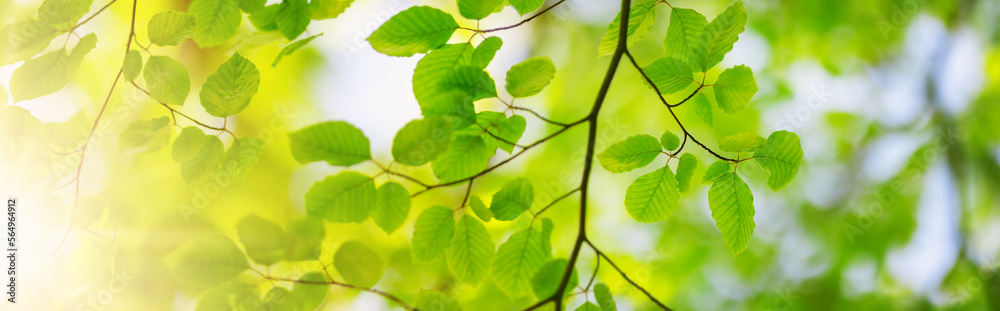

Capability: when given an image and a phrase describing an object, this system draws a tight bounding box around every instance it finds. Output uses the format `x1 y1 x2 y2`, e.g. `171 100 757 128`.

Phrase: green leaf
469 195 493 222
122 50 143 82
505 56 556 98
489 178 534 221
291 272 329 310
418 90 477 130
196 281 260 311
304 171 376 223
181 135 224 182
707 172 755 256
172 127 208 163
690 1 746 71
625 166 680 223
249 4 280 31
240 0 265 13
200 53 261 117
663 7 708 66
9 33 96 102
702 160 730 185
575 302 603 311
473 112 526 153
412 206 455 262
643 57 694 94
413 44 478 124
0 19 58 65
415 289 462 311
367 6 458 57
392 117 453 166
372 182 411 234
692 92 713 126
118 116 171 154
284 216 324 261
277 0 311 40
143 55 191 106
446 215 494 285
38 0 93 26
597 134 662 173
439 66 498 100
261 287 293 311
472 36 502 69
675 153 697 193
431 134 494 183
166 234 249 286
660 130 680 151
492 226 550 298
272 33 323 67
594 283 617 311
531 258 578 299
310 0 354 20
236 214 287 266
288 121 371 166
334 240 384 287
147 11 196 46
710 65 757 114
752 131 803 191
458 0 504 20
718 132 765 152
509 0 544 15
219 137 266 183
597 0 659 57
189 0 241 47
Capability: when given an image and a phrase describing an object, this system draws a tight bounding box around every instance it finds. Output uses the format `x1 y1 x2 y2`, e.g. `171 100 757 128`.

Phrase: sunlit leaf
285 216 324 261
575 302 602 311
718 132 765 153
276 0 311 40
167 234 249 286
702 160 730 185
291 272 329 310
489 178 534 221
392 117 453 166
597 134 662 173
531 258 578 299
493 226 550 298
594 283 617 311
367 6 458 57
472 36 502 69
144 55 191 106
675 153 697 192
272 33 323 67
38 0 93 26
288 121 371 166
304 171 376 223
118 116 171 154
707 172 755 256
458 0 504 20
415 289 462 311
643 57 694 94
248 4 280 31
334 241 384 287
148 11 196 46
0 19 58 65
753 130 802 191
195 281 260 311
660 130 680 151
469 195 493 222
509 0 544 15
310 0 354 20
240 0 265 13
690 1 746 71
625 166 679 223
505 56 556 98
372 182 411 234
597 0 659 57
189 0 241 47
663 7 707 66
446 215 494 285
220 137 266 183
412 206 455 262
236 214 287 266
471 112 526 153
122 50 143 81
710 65 757 114
10 33 96 102
692 92 713 126
431 134 494 183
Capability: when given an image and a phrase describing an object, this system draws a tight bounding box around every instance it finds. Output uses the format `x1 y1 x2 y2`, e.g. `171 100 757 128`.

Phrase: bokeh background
1 0 999 310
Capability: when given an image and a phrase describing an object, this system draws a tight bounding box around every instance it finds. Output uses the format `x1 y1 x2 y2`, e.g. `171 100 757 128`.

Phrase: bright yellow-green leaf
290 272 329 310
644 57 694 94
415 289 462 311
276 0 311 40
575 302 602 311
310 0 353 20
122 50 142 81
625 166 679 223
143 55 191 106
195 281 260 311
660 130 680 150
200 53 260 117
509 0 544 15
412 206 455 262
710 65 757 114
334 241 384 287
597 134 662 173
718 132 765 152
663 7 707 66
531 258 578 299
261 287 293 310
753 130 803 191
470 111 526 153
180 135 224 182
594 283 617 311
489 178 534 221
367 6 458 57
492 226 550 298
236 214 287 266
288 121 371 166
458 0 504 20
10 33 96 102
304 171 376 223
690 1 746 71
38 0 93 26
692 92 714 126
166 234 249 286
284 217 324 261
431 134 494 183
472 36 502 69
272 33 323 67
189 0 241 47
505 56 556 98
392 117 453 166
219 137 266 183
446 215 494 285
469 195 493 222
118 116 171 154
147 11 196 46
675 153 697 192
707 172 755 256
597 0 660 57
702 160 730 185
239 0 265 13
0 19 58 65
372 182 411 234
248 4 280 31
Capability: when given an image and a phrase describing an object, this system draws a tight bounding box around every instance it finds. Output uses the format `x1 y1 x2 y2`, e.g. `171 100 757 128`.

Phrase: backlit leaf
643 57 694 94
489 178 534 221
509 0 544 15
675 153 697 192
458 0 504 20
122 50 143 81
10 33 96 102
118 116 171 154
236 214 287 266
368 6 458 57
304 171 376 222
148 11 196 46
663 7 707 66
372 182 411 234
189 0 241 47
597 0 659 57
392 117 453 166
446 215 494 285
597 134 662 173
710 65 757 114
492 226 550 298
594 283 617 311
718 132 765 153
412 206 455 262
505 56 556 98
166 234 249 286
310 0 354 20
752 131 802 191
276 0 311 40
707 172 755 256
531 258 578 299
431 134 494 183
625 166 679 223
690 1 746 71
272 33 323 67
288 121 371 166
472 36 502 69
334 240 384 287
143 55 191 106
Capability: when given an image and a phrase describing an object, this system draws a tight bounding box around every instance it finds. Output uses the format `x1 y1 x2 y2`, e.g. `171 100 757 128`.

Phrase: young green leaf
291 272 330 310
143 55 191 106
200 53 260 117
0 20 58 65
625 166 680 223
702 160 730 185
469 195 493 222
707 172 755 256
718 132 765 152
505 56 556 98
575 302 602 311
249 4 280 31
413 44 475 109
172 127 208 163
122 50 143 82
675 153 697 192
690 1 746 71
660 130 680 151
118 116 171 154
643 57 695 94
304 171 376 222
419 90 478 130
489 178 534 221
509 0 544 15
753 130 803 191
311 0 354 20
431 134 494 183
692 92 714 126
439 66 498 100
594 283 617 311
276 0 311 40
372 182 411 234
446 215 495 285
472 36 503 69
181 135 224 182
473 112 526 153
597 134 662 173
663 7 708 66
458 0 504 20
334 240 385 287
261 287 293 311
597 0 660 57
285 216 325 261
10 33 96 102
711 65 757 114
38 0 93 26
412 206 455 262
273 33 323 67
492 226 551 298
166 234 249 286
219 137 266 183
392 117 453 166
240 0 265 13
147 11 196 46
236 214 287 266
288 121 371 166
196 281 260 310
415 289 462 311
368 6 459 57
189 0 241 47
531 258 578 299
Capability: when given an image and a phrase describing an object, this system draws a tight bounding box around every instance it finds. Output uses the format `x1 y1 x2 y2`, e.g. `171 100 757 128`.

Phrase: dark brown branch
481 0 568 33
533 187 580 218
510 106 571 127
586 240 672 310
128 82 236 138
264 276 414 310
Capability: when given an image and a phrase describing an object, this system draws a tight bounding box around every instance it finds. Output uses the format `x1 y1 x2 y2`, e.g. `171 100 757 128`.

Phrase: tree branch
264 276 414 310
586 239 673 310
